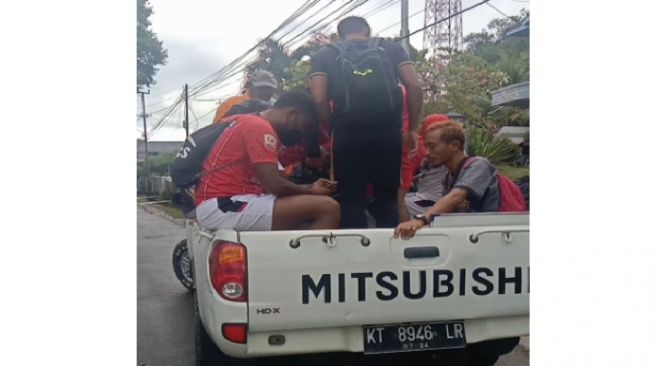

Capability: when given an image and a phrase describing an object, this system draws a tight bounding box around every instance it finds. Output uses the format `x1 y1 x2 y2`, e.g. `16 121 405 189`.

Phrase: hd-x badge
256 307 280 315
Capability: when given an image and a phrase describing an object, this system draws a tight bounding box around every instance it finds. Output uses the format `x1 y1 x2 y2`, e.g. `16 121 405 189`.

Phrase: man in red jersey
195 90 340 231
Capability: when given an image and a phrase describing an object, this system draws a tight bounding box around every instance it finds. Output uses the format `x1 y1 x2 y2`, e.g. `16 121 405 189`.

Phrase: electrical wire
284 0 375 50
188 0 319 97
375 7 424 35
361 0 399 19
486 2 510 18
399 0 491 40
282 0 359 47
147 0 411 131
193 0 351 98
277 0 338 42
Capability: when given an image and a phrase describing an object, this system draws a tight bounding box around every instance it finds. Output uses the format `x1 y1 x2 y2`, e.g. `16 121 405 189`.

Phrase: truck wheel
434 337 519 366
468 337 520 366
194 293 233 366
173 239 195 291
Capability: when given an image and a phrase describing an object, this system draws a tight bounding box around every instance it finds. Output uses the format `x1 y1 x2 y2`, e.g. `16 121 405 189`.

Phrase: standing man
212 69 278 123
308 16 423 228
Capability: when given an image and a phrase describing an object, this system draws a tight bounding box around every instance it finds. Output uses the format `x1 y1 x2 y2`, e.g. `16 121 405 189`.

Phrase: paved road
137 206 528 366
137 206 193 366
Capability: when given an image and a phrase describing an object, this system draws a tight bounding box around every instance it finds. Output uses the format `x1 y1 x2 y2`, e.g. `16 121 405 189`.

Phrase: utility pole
138 88 151 175
138 88 151 193
400 0 410 53
183 83 189 139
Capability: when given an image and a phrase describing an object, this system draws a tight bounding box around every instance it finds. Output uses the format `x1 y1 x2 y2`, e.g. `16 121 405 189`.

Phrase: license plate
363 321 466 354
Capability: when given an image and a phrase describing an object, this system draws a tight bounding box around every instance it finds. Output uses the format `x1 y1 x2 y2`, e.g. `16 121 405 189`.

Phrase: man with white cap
212 69 279 123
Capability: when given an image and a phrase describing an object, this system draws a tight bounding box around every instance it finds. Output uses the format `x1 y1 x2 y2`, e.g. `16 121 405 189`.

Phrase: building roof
491 81 529 107
490 15 530 108
136 140 183 154
496 126 529 144
136 140 183 163
505 15 529 38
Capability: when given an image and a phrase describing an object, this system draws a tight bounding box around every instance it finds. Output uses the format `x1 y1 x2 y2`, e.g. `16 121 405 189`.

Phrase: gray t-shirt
446 157 499 213
415 159 448 201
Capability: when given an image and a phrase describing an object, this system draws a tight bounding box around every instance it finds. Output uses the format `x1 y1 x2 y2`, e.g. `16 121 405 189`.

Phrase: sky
138 0 529 141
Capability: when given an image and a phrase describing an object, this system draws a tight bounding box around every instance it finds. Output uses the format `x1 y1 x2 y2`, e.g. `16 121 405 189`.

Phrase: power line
486 2 510 18
189 104 200 129
284 0 372 49
362 0 400 19
283 0 360 47
399 0 490 40
375 7 424 35
188 0 320 97
277 0 338 42
191 0 369 99
146 0 393 130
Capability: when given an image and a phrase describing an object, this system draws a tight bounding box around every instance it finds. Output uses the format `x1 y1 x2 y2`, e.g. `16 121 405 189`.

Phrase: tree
417 52 509 123
137 0 168 88
245 39 292 84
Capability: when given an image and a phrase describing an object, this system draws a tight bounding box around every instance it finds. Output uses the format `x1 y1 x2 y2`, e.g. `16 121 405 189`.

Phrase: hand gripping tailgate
241 214 529 333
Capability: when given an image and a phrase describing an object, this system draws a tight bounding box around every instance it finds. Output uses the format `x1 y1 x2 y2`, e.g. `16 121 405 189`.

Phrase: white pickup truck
185 212 528 366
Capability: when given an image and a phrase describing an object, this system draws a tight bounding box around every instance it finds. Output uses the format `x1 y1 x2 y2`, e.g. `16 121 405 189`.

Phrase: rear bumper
222 315 528 358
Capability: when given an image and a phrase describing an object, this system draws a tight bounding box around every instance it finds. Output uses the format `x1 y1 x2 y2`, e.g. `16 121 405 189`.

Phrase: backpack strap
330 41 347 58
448 156 473 187
192 117 247 182
368 37 382 49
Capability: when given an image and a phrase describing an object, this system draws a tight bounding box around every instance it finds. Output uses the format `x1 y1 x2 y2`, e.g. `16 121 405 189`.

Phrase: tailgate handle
404 246 440 259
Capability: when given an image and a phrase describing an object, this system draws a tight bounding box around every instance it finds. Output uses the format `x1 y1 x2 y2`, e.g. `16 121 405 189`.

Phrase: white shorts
196 194 276 231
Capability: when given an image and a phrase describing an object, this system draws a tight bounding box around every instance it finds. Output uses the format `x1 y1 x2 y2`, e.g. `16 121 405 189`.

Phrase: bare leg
271 195 340 230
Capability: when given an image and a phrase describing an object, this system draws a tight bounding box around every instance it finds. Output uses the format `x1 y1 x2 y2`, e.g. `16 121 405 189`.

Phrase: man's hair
273 89 319 122
426 121 466 151
337 16 371 38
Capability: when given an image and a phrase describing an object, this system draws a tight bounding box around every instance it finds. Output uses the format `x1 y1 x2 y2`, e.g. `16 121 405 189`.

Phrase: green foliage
290 32 337 61
137 0 168 88
463 10 529 85
418 52 509 124
246 39 291 86
138 152 176 177
495 164 529 181
468 127 520 165
284 60 311 91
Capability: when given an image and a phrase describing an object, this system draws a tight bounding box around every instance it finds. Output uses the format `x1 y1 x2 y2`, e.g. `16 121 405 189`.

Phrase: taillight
222 323 247 344
209 241 247 302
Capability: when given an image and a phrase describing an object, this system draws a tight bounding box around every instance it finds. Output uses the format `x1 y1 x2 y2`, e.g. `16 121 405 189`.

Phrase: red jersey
195 115 280 205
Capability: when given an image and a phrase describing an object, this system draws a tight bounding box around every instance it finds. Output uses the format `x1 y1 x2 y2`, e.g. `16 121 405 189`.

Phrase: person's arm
253 163 336 197
308 49 332 131
424 188 468 217
394 188 468 239
398 63 423 134
308 75 331 132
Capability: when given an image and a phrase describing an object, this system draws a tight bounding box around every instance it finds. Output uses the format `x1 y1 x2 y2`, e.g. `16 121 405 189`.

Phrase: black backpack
330 38 400 115
170 119 234 189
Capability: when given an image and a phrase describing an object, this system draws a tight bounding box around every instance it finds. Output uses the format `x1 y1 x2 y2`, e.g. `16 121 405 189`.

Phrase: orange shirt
212 95 251 123
195 115 280 205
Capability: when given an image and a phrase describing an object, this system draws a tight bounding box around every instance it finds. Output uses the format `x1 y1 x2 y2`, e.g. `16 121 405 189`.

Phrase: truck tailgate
241 214 529 333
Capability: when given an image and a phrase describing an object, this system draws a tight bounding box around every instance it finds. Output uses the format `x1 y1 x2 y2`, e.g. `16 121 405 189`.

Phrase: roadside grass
153 203 185 219
496 164 529 181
